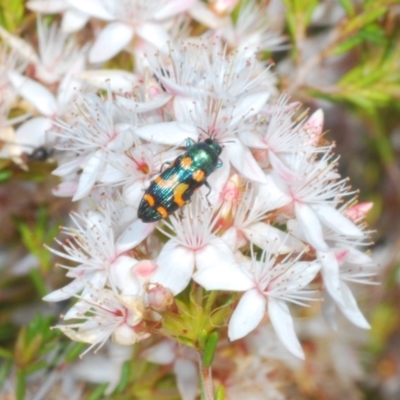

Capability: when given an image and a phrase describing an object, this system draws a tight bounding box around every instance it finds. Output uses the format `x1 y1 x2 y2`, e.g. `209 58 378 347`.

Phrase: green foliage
0 0 24 32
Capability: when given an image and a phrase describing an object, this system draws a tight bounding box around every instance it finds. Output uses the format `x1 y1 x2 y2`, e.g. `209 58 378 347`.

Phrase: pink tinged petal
226 139 267 184
243 223 306 254
231 92 270 125
136 23 169 50
89 22 134 63
79 70 138 92
269 152 302 184
153 0 196 19
52 153 87 176
15 117 53 150
321 289 337 330
313 204 364 237
174 359 198 400
268 298 304 359
115 219 156 253
62 9 89 33
152 241 195 295
193 262 254 291
142 340 176 364
43 278 85 301
195 237 236 270
26 0 68 13
295 202 329 252
72 150 105 201
133 260 157 279
228 288 267 340
318 250 345 307
344 202 373 221
302 109 324 146
337 282 370 329
52 181 78 197
67 0 115 20
135 122 199 145
8 72 57 116
117 92 172 113
0 26 39 63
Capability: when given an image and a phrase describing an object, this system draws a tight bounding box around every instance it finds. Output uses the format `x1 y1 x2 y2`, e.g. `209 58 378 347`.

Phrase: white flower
194 246 320 359
73 0 196 63
43 209 152 306
151 197 237 295
55 289 150 356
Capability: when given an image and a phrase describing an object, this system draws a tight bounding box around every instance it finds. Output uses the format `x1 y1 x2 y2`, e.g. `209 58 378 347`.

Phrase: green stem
199 354 214 400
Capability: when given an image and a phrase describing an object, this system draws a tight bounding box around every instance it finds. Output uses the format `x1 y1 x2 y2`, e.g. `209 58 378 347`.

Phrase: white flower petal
67 0 115 20
27 0 68 13
321 289 337 330
195 237 236 270
243 223 306 254
257 174 292 210
193 262 254 291
269 152 302 184
295 202 329 252
313 204 364 237
174 359 198 400
110 256 139 294
62 9 89 33
43 278 85 301
152 241 195 295
135 122 199 145
72 150 104 201
318 250 345 307
142 340 176 364
8 72 57 116
231 92 270 125
52 181 78 197
226 139 267 184
78 70 138 92
89 22 134 63
115 219 156 253
228 288 266 340
117 92 172 113
136 23 169 50
52 154 86 176
15 117 53 150
337 282 370 329
268 298 304 359
270 261 320 292
153 0 196 19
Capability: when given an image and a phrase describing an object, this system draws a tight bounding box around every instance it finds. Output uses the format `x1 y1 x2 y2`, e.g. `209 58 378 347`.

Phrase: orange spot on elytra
157 206 168 218
144 194 155 206
180 157 192 169
192 169 205 182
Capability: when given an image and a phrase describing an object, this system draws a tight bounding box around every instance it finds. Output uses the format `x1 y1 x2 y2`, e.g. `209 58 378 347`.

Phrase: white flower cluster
0 0 376 397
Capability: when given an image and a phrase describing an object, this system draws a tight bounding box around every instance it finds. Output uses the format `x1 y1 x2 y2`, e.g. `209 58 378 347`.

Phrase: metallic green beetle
138 138 222 222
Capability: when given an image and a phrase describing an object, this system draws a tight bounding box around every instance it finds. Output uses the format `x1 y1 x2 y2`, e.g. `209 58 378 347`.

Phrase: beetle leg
216 158 223 168
186 138 196 148
204 180 212 206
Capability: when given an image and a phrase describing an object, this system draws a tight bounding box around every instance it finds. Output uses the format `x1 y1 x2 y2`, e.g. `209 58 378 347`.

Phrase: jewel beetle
138 138 222 222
